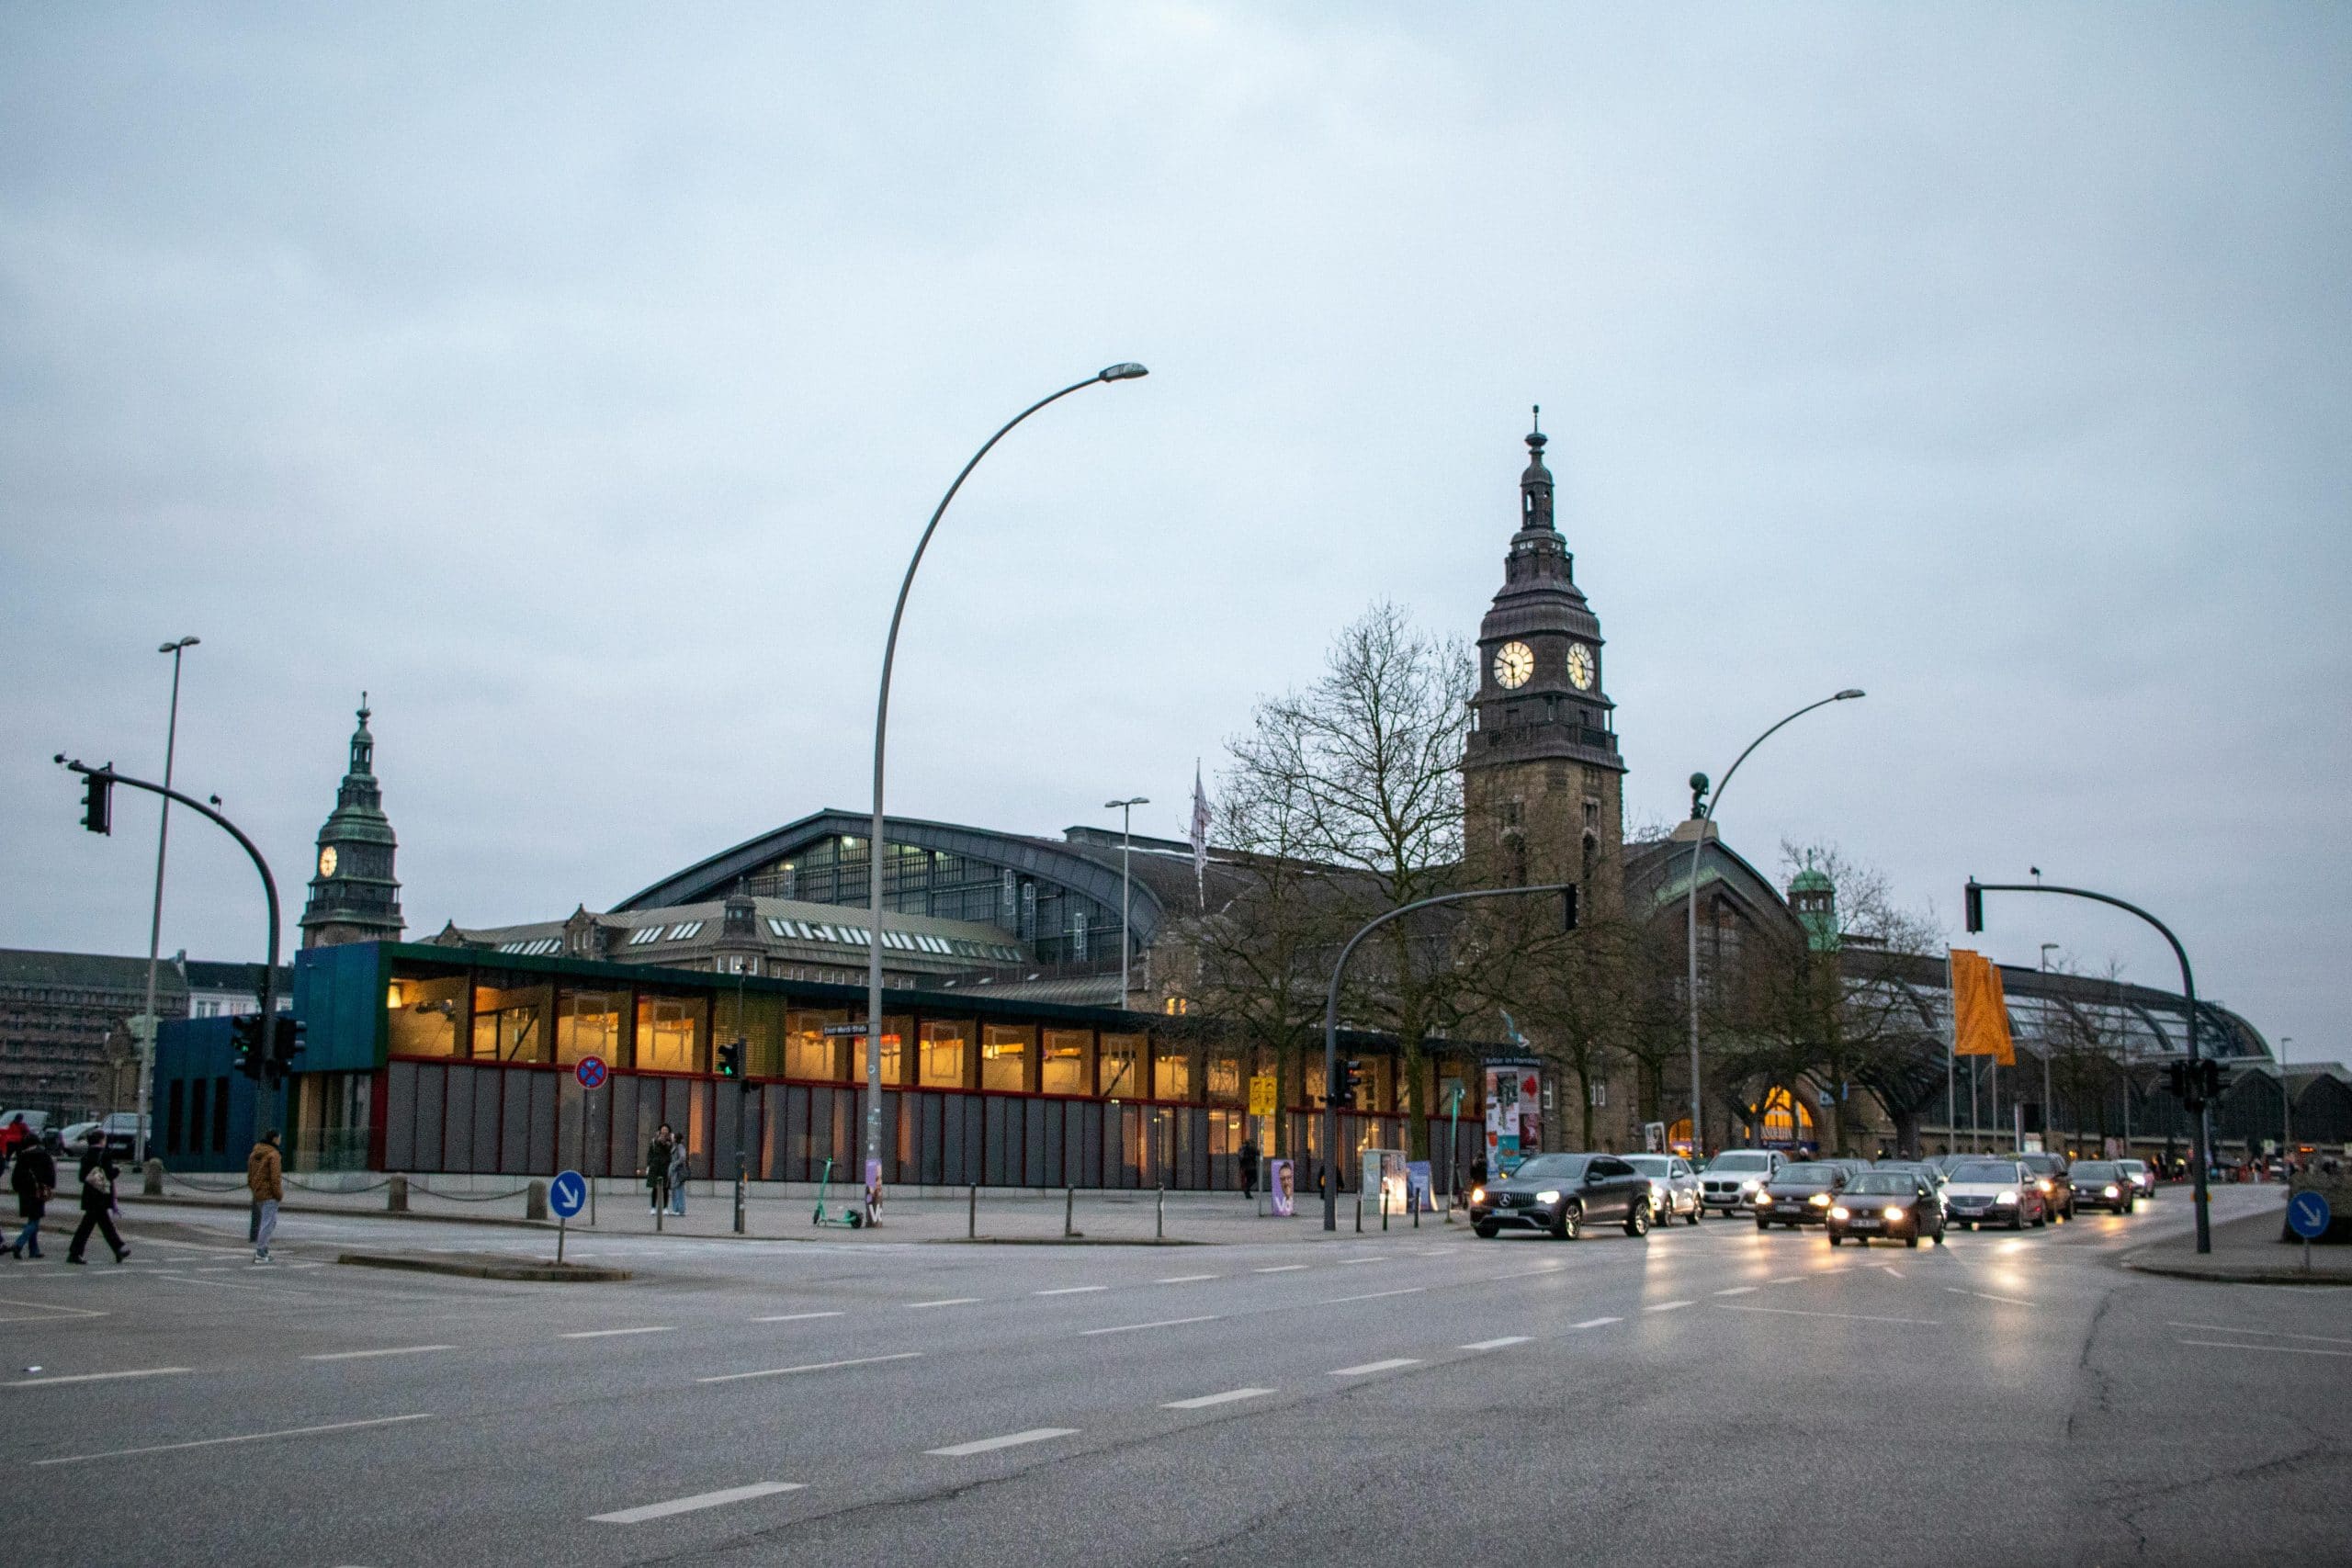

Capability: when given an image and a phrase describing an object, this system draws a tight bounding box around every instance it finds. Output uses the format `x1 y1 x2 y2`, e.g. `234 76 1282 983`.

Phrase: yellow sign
1950 948 2017 1066
1248 1073 1278 1118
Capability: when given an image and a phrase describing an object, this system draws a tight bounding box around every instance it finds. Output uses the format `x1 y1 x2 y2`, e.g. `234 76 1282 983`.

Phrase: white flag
1190 761 1211 903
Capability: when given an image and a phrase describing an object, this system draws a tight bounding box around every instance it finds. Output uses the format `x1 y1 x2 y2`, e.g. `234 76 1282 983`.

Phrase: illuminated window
1042 1030 1091 1095
980 1024 1033 1092
1153 1047 1192 1102
556 990 623 1066
921 1021 971 1089
784 1010 847 1080
1099 1033 1143 1099
635 994 707 1073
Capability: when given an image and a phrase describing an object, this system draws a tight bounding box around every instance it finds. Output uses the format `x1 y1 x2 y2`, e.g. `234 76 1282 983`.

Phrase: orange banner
1950 948 2016 1066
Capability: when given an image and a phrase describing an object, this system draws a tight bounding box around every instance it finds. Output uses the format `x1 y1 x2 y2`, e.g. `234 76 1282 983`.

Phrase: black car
1754 1161 1850 1229
1470 1153 1655 1240
2068 1160 2136 1213
1826 1170 1946 1248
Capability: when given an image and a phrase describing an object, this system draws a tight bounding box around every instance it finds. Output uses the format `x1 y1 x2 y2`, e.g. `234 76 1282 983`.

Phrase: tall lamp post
863 363 1149 1222
2039 942 2059 1148
1103 796 1148 1006
2280 1035 2294 1166
1684 690 1863 1156
136 636 199 1165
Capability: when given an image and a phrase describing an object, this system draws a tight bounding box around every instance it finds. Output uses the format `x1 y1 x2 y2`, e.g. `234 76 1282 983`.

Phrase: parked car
0 1110 49 1157
2117 1158 2157 1200
1941 1158 2049 1230
57 1120 103 1152
1754 1161 1851 1230
2017 1152 2075 1221
1699 1149 1784 1216
1471 1152 1656 1240
2069 1160 2136 1213
1623 1154 1703 1225
1827 1169 1947 1248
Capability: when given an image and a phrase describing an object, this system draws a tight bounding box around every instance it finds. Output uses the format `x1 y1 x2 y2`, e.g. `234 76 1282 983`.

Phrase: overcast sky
4 5 2345 1064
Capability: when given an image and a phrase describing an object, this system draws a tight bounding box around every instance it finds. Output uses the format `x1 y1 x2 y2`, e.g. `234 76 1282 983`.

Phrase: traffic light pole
1320 884 1576 1233
60 758 283 1119
1966 878 2211 1254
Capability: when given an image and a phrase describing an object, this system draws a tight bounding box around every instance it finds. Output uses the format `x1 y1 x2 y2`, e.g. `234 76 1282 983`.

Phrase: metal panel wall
383 1061 417 1170
469 1068 503 1175
413 1065 446 1173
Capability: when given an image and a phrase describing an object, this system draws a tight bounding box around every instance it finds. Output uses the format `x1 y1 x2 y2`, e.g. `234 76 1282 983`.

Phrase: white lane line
1339 1256 1387 1265
0 1296 107 1322
1252 1265 1308 1274
1645 1300 1694 1313
1569 1316 1622 1330
591 1481 805 1524
559 1326 675 1339
751 1311 845 1324
1769 1274 1804 1285
1459 1336 1531 1351
1329 1358 1419 1377
905 1298 981 1309
1879 1266 1905 1279
1319 1287 1427 1305
150 1271 270 1292
1035 1286 1109 1296
1721 1304 1940 1325
34 1412 431 1467
1155 1274 1219 1283
1713 1286 1758 1297
1945 1287 2033 1306
1163 1387 1276 1409
697 1351 924 1385
2167 1322 2352 1347
927 1427 1079 1457
1080 1314 1221 1337
2178 1339 2352 1359
7 1367 189 1388
301 1346 456 1362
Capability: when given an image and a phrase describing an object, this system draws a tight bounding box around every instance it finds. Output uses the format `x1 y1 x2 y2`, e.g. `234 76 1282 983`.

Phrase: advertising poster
863 1157 884 1221
1266 1158 1295 1217
1516 1069 1543 1156
1406 1159 1432 1213
1486 1066 1521 1174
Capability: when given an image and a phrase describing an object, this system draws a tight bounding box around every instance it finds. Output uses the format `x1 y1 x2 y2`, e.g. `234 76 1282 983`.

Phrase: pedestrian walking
65 1136 128 1265
1238 1135 1260 1200
644 1124 673 1214
8 1135 54 1258
667 1134 688 1217
247 1129 285 1263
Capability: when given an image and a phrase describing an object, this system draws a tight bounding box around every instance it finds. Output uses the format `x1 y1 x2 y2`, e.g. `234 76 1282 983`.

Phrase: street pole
2039 942 2058 1149
136 636 199 1165
1684 690 1864 1159
2280 1035 2293 1166
1320 883 1575 1232
1103 796 1148 1005
733 1070 749 1235
864 364 1148 1225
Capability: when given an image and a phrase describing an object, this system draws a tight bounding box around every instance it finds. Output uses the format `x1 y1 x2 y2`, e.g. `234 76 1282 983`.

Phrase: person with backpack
247 1130 285 1263
65 1134 128 1265
7 1136 54 1258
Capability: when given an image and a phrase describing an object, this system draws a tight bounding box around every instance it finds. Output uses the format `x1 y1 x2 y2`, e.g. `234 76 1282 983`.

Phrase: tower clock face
1493 640 1535 690
1566 642 1596 692
318 845 338 879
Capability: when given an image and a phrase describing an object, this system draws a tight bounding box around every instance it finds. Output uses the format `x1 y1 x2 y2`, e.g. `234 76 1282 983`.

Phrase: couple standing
643 1123 688 1218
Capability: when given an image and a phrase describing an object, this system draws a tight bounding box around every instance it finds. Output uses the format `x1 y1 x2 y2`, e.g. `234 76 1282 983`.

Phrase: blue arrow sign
2288 1190 2331 1241
549 1169 589 1221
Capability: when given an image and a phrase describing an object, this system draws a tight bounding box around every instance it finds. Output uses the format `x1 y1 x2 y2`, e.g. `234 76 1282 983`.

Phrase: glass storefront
921 1020 971 1089
556 988 625 1066
1154 1045 1191 1103
635 993 707 1073
1100 1032 1143 1100
785 1009 848 1080
1042 1029 1091 1096
385 974 465 1058
472 978 549 1063
981 1023 1034 1092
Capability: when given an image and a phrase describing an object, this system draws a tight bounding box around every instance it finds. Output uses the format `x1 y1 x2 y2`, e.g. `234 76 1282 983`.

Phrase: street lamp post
2040 942 2059 1149
1683 690 1863 1157
136 636 199 1166
1103 797 1148 1006
863 364 1148 1223
2280 1035 2294 1166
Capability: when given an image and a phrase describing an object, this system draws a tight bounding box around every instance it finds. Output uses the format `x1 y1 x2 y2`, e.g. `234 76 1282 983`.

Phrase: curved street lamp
861 364 1149 1221
1684 688 1864 1156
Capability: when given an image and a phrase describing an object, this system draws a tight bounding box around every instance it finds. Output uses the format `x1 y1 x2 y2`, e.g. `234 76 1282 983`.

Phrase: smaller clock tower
300 695 406 949
1464 413 1626 908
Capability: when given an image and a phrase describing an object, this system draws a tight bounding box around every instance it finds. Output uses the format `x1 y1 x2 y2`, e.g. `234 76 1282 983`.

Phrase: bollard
142 1157 164 1197
1065 1186 1076 1239
526 1179 548 1222
388 1173 409 1213
1355 1193 1363 1233
1412 1189 1419 1230
1381 1187 1389 1232
968 1183 978 1240
1157 1184 1165 1241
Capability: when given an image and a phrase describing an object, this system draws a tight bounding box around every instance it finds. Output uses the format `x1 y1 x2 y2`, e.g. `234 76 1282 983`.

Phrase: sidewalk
2122 1200 2352 1285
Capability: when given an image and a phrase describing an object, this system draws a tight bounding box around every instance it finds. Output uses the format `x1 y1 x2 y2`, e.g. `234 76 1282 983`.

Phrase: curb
2121 1257 2352 1287
336 1251 634 1283
923 1235 1204 1247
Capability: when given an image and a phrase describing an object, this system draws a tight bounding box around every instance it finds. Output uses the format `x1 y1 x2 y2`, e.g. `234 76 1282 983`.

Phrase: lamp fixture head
1098 362 1149 381
1835 688 1864 700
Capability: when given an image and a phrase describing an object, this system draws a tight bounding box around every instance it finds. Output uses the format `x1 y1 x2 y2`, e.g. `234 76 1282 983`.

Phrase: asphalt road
0 1184 2340 1567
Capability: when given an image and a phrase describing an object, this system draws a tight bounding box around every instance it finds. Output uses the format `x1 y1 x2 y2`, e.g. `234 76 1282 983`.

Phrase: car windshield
1623 1156 1674 1175
1706 1153 1774 1173
1509 1155 1589 1181
2072 1162 2119 1179
1774 1164 1838 1184
2119 1160 2148 1171
1951 1161 2018 1183
2019 1155 2064 1173
1844 1173 1917 1196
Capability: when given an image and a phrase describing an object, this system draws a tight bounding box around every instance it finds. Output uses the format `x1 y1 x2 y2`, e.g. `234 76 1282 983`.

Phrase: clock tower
1464 412 1626 909
300 695 406 949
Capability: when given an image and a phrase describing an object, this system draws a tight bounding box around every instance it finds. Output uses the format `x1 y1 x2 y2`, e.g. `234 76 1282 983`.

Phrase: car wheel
2010 1212 2024 1231
2032 1210 2047 1228
1757 1218 1770 1232
1905 1234 1920 1249
1685 1202 1701 1226
1625 1201 1650 1238
1474 1222 1499 1239
1555 1203 1582 1241
1827 1232 1841 1247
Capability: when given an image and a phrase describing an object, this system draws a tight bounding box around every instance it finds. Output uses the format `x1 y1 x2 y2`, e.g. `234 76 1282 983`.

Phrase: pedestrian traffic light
231 1015 266 1080
717 1040 742 1079
269 1016 305 1078
80 767 113 835
1963 879 1984 934
1334 1058 1363 1108
1561 884 1579 932
2198 1057 2224 1104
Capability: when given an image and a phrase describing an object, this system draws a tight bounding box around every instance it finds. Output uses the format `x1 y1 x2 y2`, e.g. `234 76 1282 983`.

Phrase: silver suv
1699 1149 1785 1216
1623 1154 1703 1224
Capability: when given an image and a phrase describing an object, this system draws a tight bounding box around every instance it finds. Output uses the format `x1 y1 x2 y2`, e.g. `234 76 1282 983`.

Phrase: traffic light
1963 879 1984 934
231 1016 266 1080
1561 884 1579 932
2198 1057 2223 1104
269 1016 306 1079
80 768 113 835
1332 1058 1363 1108
717 1040 743 1079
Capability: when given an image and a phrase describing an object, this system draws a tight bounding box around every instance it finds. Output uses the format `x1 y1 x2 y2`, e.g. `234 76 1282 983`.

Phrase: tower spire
1520 407 1555 533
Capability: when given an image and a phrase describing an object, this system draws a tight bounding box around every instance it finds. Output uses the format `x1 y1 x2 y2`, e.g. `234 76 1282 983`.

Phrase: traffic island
337 1251 634 1283
2122 1205 2352 1286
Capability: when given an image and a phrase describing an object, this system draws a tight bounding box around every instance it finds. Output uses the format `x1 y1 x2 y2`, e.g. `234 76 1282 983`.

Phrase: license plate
1851 1218 1879 1229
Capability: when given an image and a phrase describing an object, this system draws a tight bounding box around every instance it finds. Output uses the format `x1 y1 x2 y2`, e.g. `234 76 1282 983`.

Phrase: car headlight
1470 1186 1485 1203
1883 1206 1905 1223
1535 1190 1561 1205
1809 1192 1831 1207
1756 1193 1773 1206
2103 1185 2120 1198
1996 1190 2018 1204
1829 1205 1849 1221
2036 1179 2052 1194
1740 1179 1760 1194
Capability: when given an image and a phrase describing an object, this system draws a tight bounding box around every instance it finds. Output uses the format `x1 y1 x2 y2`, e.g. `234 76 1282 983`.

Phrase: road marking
1721 1304 1940 1325
1252 1265 1308 1274
1339 1256 1386 1265
1329 1358 1419 1376
1645 1300 1693 1313
33 1413 431 1467
1319 1287 1427 1304
1080 1314 1220 1337
1459 1336 1531 1351
1713 1286 1758 1296
1035 1286 1108 1296
2167 1322 2352 1347
559 1326 675 1339
150 1271 270 1292
591 1481 805 1524
2178 1339 2352 1359
0 1296 108 1323
905 1298 981 1309
1945 1287 2033 1306
1879 1266 1905 1279
302 1346 455 1362
752 1311 845 1324
7 1367 189 1388
927 1427 1079 1457
1769 1275 1804 1284
1569 1316 1622 1329
1163 1387 1276 1409
697 1351 924 1385
1155 1274 1218 1283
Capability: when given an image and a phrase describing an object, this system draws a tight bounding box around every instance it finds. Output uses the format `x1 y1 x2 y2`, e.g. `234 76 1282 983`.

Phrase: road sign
1248 1073 1277 1118
549 1169 588 1221
2288 1190 2332 1240
575 1056 608 1090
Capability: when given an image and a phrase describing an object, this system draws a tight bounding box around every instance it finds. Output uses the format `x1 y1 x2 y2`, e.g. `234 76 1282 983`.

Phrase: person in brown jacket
247 1130 285 1264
